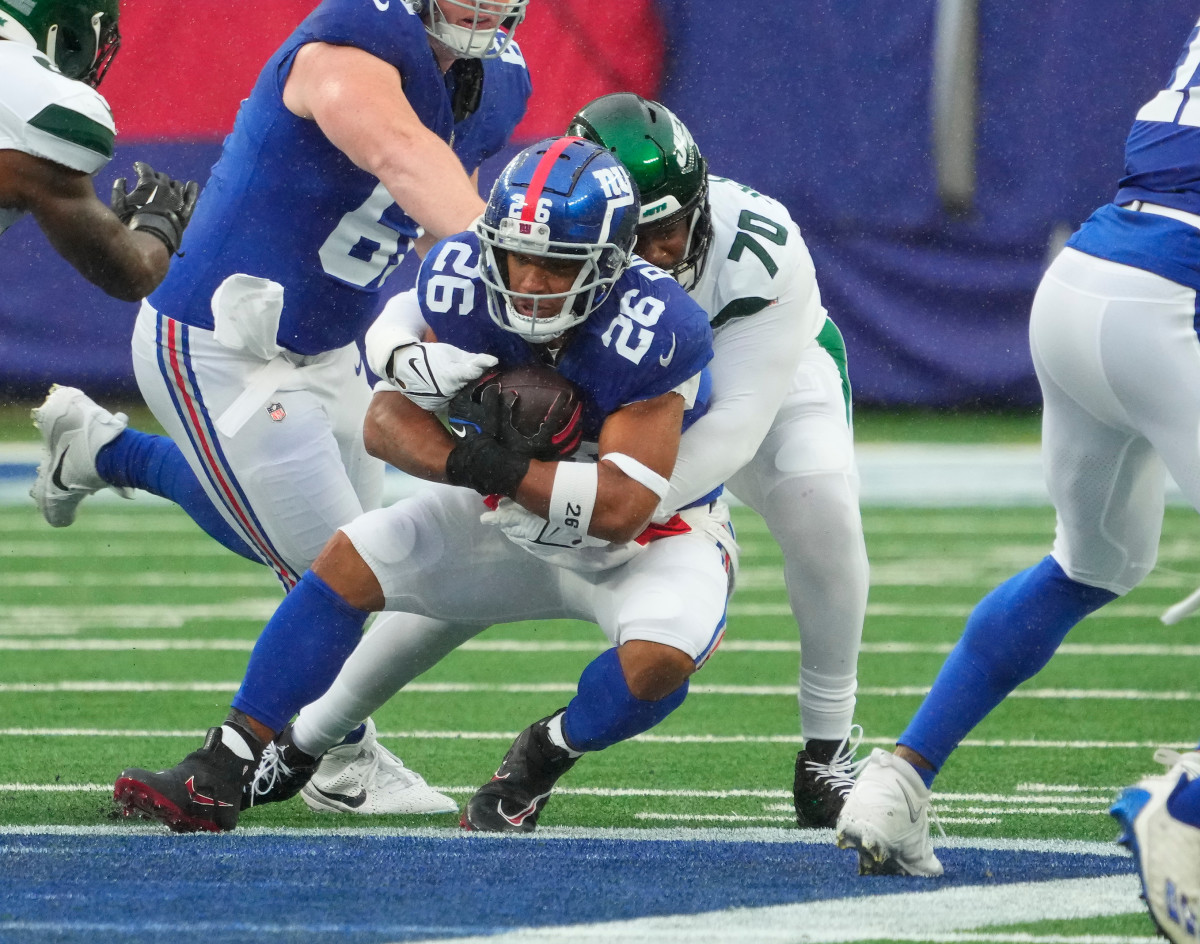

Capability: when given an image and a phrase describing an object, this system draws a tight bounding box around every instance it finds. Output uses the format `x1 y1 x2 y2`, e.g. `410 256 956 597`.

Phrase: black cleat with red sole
113 726 258 833
461 711 578 833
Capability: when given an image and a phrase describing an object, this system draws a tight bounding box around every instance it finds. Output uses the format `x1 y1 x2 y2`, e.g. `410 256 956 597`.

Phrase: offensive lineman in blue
32 0 532 815
112 137 731 834
837 14 1200 901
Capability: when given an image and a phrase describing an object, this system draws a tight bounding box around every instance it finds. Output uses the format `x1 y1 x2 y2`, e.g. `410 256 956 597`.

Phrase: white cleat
1112 749 1200 944
30 385 130 527
835 748 944 877
300 718 457 815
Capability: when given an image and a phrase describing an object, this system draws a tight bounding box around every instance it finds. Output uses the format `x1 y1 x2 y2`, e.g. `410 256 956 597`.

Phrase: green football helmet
567 92 713 290
0 0 121 87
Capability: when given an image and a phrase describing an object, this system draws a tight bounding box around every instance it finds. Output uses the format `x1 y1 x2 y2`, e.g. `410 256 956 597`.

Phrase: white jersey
690 175 825 344
662 175 830 512
0 40 115 235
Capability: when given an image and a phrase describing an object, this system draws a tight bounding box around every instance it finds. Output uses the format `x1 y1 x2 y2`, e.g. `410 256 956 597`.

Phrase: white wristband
548 461 599 543
601 452 670 500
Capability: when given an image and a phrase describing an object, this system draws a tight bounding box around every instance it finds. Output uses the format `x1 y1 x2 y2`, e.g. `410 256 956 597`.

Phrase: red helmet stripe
520 137 582 222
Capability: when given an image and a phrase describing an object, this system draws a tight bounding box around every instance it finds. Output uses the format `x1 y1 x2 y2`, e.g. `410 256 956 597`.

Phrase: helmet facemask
640 179 713 291
50 10 120 86
478 217 628 342
420 0 527 59
0 1 121 87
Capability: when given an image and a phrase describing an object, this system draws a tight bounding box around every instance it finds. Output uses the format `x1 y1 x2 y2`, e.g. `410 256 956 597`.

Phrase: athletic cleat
30 384 130 527
242 722 319 810
794 724 863 828
300 718 457 815
113 726 258 833
835 748 944 877
461 710 578 832
1111 749 1200 943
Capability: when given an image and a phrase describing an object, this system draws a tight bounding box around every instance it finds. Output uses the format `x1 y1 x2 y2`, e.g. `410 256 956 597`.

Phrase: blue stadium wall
2 0 1196 406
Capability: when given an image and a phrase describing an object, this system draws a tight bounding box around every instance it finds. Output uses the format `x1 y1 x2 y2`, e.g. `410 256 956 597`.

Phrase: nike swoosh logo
311 784 368 808
51 448 69 491
901 783 922 824
450 425 469 439
406 356 432 388
659 333 676 367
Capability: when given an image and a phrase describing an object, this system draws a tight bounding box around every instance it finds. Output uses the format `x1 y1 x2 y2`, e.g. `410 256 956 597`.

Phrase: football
447 363 584 460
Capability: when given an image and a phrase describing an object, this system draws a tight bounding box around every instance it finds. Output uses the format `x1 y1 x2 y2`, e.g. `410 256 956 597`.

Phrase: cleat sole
113 777 225 834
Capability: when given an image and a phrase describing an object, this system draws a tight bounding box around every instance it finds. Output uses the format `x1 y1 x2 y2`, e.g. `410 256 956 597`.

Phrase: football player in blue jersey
32 0 532 815
111 137 733 834
288 93 871 827
0 0 198 299
836 13 1200 879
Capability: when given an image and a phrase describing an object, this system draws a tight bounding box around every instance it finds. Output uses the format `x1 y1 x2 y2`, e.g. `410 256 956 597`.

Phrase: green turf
3 499 1197 848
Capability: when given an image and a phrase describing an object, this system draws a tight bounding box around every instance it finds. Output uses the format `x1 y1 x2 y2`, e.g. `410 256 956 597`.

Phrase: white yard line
398 875 1144 944
4 637 1200 657
0 679 1196 701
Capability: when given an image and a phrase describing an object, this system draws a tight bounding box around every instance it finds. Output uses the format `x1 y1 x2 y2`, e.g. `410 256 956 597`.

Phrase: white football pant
1032 246 1200 594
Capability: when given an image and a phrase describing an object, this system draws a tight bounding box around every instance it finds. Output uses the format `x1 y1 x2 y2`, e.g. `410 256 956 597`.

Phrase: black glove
111 161 200 255
444 435 530 499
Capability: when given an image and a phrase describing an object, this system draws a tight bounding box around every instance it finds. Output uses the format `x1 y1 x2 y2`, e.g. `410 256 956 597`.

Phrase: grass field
1 478 1196 941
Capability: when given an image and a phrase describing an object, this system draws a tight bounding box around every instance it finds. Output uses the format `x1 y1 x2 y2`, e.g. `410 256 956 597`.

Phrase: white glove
386 341 497 411
481 498 584 549
481 499 642 572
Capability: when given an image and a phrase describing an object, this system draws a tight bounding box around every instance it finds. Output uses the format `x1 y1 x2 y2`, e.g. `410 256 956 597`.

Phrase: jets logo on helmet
478 136 640 342
567 93 714 291
0 0 121 87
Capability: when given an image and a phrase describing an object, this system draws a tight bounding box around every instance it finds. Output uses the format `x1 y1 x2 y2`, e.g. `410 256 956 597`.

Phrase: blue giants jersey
418 233 715 442
149 0 531 356
1068 17 1200 290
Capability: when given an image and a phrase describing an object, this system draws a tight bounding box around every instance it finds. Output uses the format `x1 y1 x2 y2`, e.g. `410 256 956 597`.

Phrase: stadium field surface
1 485 1193 941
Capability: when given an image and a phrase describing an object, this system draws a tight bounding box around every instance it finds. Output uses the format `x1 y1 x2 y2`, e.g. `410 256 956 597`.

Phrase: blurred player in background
836 13 1200 880
31 0 532 815
277 93 869 828
0 0 197 299
112 137 733 835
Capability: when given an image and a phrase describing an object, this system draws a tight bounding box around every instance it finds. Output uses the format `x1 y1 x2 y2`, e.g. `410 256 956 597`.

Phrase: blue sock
1167 775 1200 828
231 571 369 731
96 430 257 562
899 556 1116 780
561 647 689 752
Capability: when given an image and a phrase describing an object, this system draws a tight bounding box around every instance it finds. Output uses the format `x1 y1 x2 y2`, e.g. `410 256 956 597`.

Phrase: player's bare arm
0 148 170 301
362 388 458 481
282 42 485 243
515 391 686 543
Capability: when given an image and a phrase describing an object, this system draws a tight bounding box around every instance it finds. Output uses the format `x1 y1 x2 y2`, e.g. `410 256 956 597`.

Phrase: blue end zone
0 831 1133 943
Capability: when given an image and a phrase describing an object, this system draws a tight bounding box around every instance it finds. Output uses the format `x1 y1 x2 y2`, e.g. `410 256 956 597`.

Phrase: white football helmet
418 0 527 59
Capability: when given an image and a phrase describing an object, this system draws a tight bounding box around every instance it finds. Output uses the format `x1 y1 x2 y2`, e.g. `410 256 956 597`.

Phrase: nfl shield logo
266 402 286 422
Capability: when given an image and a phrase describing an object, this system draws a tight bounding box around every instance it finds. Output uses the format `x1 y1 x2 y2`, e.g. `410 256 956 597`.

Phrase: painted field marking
3 637 1200 658
398 874 1143 944
1 679 1196 701
0 728 1192 753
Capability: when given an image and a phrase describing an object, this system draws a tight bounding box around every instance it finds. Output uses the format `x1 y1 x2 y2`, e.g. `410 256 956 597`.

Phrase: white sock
220 724 256 761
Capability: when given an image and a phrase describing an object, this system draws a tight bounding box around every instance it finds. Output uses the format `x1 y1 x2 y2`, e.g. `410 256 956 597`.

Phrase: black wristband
130 211 184 255
445 436 530 498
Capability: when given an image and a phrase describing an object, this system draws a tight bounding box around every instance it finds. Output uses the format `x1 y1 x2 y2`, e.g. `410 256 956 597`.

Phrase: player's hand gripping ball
447 364 583 460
